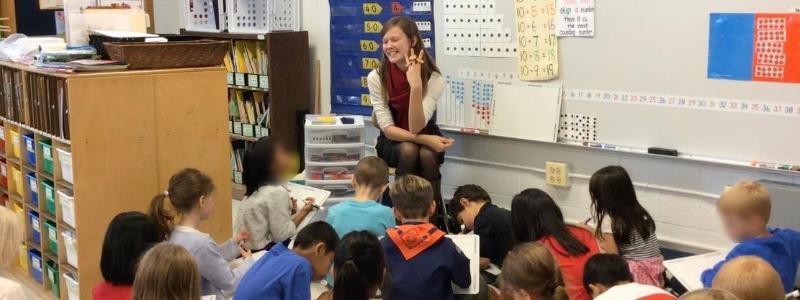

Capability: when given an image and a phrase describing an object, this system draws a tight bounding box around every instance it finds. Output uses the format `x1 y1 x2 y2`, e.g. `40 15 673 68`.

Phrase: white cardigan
367 69 445 130
234 184 296 250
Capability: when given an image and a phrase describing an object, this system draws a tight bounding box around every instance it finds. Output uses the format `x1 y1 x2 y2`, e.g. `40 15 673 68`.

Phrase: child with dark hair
583 254 674 300
149 168 252 298
318 231 386 300
449 184 513 268
382 175 471 300
93 212 162 300
511 188 599 300
235 221 339 300
236 137 316 251
587 166 665 287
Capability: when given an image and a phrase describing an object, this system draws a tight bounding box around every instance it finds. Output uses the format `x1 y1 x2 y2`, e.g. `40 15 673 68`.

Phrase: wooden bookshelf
0 62 232 299
181 30 311 189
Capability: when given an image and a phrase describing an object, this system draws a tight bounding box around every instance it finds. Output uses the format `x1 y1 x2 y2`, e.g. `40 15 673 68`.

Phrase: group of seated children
3 135 795 300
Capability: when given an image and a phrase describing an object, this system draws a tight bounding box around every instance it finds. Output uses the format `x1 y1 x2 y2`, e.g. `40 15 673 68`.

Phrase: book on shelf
228 89 269 138
229 40 268 75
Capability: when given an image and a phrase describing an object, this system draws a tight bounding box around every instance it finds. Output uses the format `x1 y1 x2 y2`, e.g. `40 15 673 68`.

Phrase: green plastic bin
39 140 53 175
45 259 59 297
43 180 56 215
45 220 58 254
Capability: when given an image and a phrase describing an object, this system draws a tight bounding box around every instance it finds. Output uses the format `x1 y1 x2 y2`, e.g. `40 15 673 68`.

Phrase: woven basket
104 40 230 70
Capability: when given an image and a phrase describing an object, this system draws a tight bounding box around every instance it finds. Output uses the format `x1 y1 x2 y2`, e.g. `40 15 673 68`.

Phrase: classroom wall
155 3 800 253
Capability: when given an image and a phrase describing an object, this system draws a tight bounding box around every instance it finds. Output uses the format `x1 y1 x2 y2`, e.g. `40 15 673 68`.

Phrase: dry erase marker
460 128 481 134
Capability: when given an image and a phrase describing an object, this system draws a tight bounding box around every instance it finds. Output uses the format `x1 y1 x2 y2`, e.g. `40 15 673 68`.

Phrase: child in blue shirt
701 180 800 292
327 156 395 237
382 175 471 300
234 221 339 300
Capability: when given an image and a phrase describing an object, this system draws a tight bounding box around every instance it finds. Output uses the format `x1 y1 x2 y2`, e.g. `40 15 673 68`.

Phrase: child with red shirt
511 188 600 300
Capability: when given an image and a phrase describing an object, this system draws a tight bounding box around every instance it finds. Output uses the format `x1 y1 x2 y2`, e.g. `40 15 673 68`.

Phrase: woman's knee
397 142 420 160
418 146 441 168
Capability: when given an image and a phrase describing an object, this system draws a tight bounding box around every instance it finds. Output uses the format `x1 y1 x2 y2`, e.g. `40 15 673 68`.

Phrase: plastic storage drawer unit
40 140 54 175
58 189 75 228
62 230 78 268
57 148 73 184
305 164 357 181
23 134 35 167
29 249 43 284
63 272 79 300
45 220 58 254
305 144 364 163
27 172 38 207
29 210 41 245
304 116 365 144
46 260 59 297
43 180 56 215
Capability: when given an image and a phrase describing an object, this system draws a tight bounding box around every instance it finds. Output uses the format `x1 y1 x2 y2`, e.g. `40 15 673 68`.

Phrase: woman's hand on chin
419 134 455 152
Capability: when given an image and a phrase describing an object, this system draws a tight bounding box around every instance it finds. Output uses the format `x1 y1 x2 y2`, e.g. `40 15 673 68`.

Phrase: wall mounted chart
330 0 436 115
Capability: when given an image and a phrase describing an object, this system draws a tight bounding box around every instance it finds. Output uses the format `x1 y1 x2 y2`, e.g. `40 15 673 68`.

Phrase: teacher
367 16 454 228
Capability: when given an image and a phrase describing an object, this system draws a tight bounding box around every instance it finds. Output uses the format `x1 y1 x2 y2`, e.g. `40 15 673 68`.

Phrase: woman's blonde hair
501 242 568 300
133 243 200 300
0 206 24 267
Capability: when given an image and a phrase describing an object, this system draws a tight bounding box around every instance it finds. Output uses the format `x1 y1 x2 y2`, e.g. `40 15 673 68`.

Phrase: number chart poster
330 0 436 116
708 13 800 84
514 0 559 81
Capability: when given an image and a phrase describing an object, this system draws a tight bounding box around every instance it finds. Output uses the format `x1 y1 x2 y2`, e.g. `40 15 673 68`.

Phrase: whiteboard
433 0 800 164
490 83 561 142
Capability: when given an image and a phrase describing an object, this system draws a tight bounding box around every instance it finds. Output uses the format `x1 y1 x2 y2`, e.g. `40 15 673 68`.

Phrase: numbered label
363 3 383 15
361 94 372 105
360 40 380 52
361 76 369 87
362 58 380 69
364 21 383 33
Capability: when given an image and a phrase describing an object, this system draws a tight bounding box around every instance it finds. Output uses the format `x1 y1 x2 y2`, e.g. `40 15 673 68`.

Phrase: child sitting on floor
449 184 513 269
382 175 471 300
588 166 665 287
234 221 339 300
701 180 800 293
326 156 395 238
583 253 674 300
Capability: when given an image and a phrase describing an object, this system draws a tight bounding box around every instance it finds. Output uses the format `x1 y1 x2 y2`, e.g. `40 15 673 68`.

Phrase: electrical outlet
545 161 570 187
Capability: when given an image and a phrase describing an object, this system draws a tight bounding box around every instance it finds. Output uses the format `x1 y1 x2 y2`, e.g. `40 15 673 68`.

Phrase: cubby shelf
0 61 232 299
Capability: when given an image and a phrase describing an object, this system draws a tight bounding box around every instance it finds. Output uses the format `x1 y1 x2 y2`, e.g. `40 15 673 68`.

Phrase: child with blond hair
701 180 800 293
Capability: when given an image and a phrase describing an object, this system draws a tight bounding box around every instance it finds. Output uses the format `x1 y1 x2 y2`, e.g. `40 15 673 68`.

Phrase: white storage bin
306 180 354 198
304 115 365 144
63 272 79 300
57 148 73 184
305 143 364 163
58 189 76 228
62 230 78 268
305 163 356 181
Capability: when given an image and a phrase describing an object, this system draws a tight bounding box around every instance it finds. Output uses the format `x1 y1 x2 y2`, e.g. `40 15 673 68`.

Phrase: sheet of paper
663 250 729 291
485 263 502 276
286 182 331 231
448 234 480 295
555 0 595 37
514 0 559 80
489 83 562 142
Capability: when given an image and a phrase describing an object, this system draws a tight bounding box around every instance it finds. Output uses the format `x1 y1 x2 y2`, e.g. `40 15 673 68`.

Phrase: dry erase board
434 0 800 164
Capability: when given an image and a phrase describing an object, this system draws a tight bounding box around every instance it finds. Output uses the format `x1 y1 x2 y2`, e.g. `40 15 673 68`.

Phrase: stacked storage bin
304 115 365 200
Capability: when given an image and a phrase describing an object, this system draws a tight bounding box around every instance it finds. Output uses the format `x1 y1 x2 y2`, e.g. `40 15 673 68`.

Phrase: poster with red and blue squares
708 13 800 84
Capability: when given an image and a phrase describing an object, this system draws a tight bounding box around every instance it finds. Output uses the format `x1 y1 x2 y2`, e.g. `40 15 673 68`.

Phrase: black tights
394 142 440 180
